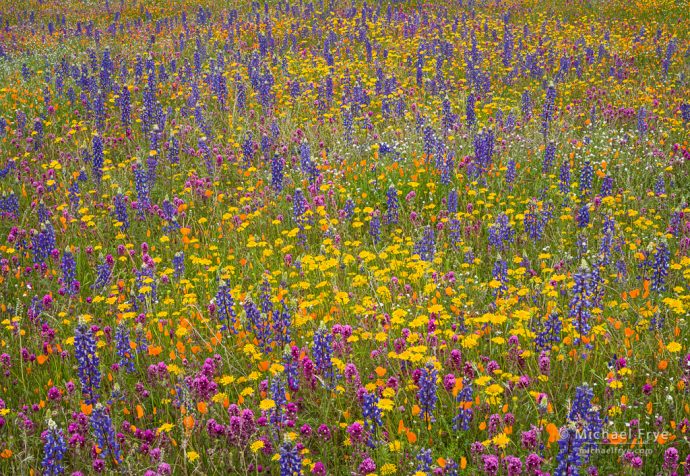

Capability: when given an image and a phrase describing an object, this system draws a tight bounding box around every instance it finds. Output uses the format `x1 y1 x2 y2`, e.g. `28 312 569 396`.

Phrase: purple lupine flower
654 175 666 196
385 185 399 225
554 385 602 475
579 161 593 195
466 92 476 128
42 419 67 475
243 298 272 352
680 103 690 124
115 322 135 373
559 159 571 193
453 379 473 431
293 188 307 226
119 85 131 126
172 252 184 280
600 175 613 197
343 197 355 221
637 107 648 136
414 226 436 261
33 118 44 150
91 404 122 464
577 204 590 228
488 213 514 251
422 125 436 158
214 280 237 333
259 278 273 316
492 258 508 296
448 218 462 248
447 189 458 214
473 128 495 176
235 79 246 111
113 192 129 231
257 72 275 110
168 136 179 164
16 110 27 133
290 79 302 99
598 215 615 266
570 265 594 337
369 212 381 244
441 97 457 130
74 318 101 404
270 375 287 426
523 201 551 241
541 82 556 138
416 53 424 86
417 361 438 424
0 192 19 218
242 132 255 165
342 108 354 139
133 163 150 216
273 301 292 348
506 159 516 187
535 312 562 351
542 141 556 174
279 439 302 476
147 145 159 187
68 181 80 210
651 241 670 292
502 26 514 67
283 346 300 392
521 90 532 120
61 248 78 295
361 390 383 436
32 222 57 263
554 427 582 475
212 69 228 109
313 323 334 386
272 154 284 193
198 137 213 175
416 448 433 472
299 141 317 183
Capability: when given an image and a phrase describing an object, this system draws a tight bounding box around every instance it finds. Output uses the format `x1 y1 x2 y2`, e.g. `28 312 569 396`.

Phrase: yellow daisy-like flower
492 433 511 449
250 440 265 453
485 384 504 396
667 342 682 353
381 464 397 475
187 451 199 462
157 423 174 434
485 384 505 404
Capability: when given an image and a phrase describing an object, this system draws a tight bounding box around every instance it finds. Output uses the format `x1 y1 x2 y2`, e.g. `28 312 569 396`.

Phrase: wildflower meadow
0 0 690 474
